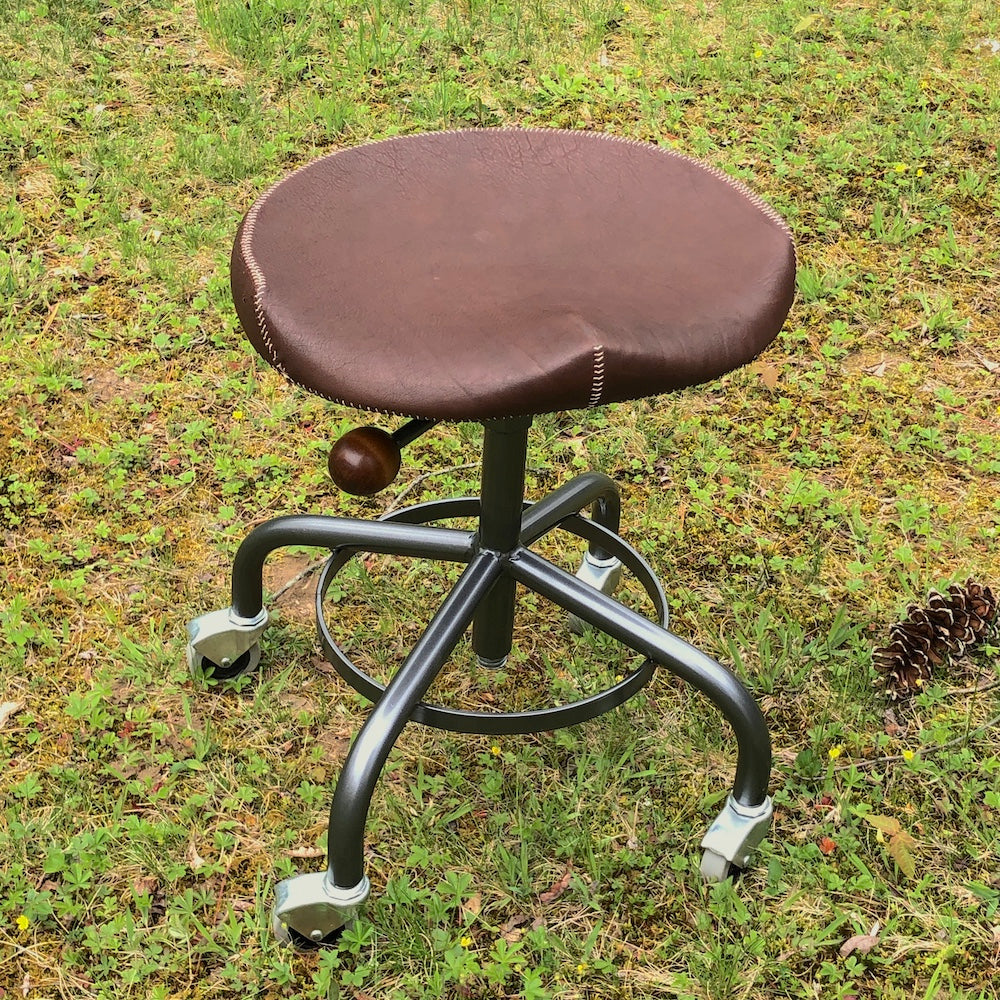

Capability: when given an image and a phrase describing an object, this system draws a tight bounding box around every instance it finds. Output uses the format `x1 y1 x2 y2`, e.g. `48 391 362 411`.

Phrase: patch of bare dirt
263 552 322 621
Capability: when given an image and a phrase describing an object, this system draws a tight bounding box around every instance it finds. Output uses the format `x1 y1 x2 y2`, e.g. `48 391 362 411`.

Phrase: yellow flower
902 749 915 761
916 168 924 177
893 163 908 173
753 48 764 59
576 963 589 974
16 914 30 931
460 935 473 948
490 745 501 756
828 745 843 760
233 409 245 421
623 3 631 11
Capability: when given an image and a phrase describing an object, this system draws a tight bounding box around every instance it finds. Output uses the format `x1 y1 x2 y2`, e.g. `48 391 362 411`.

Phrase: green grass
2 0 1000 996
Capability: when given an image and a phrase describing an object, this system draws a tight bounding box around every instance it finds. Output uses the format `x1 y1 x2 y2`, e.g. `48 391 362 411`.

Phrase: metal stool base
187 419 774 944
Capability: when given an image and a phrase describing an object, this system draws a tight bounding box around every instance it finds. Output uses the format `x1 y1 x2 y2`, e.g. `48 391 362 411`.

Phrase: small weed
2 0 1000 997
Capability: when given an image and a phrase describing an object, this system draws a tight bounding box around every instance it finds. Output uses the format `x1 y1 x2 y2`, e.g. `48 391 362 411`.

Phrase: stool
185 129 796 947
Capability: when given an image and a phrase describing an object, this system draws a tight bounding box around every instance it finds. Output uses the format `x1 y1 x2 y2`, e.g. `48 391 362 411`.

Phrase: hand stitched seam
588 345 606 407
239 175 287 376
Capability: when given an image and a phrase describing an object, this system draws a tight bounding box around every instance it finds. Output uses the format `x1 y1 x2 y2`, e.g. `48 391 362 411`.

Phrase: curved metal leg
507 546 771 876
516 471 629 634
229 514 475 618
326 551 503 887
505 547 771 808
188 515 476 686
519 471 621 550
273 551 502 944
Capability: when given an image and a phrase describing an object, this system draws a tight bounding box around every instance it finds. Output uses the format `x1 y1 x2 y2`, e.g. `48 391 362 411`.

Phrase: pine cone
874 578 998 699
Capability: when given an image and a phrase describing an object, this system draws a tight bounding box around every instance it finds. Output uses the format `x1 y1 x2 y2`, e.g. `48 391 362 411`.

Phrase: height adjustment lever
328 418 438 496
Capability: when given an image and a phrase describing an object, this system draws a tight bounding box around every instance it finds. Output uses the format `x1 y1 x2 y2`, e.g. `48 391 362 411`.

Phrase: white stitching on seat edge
239 176 286 376
588 345 606 407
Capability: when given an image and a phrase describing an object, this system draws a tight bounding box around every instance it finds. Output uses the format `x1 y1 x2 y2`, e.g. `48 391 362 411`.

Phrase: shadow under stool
186 129 796 946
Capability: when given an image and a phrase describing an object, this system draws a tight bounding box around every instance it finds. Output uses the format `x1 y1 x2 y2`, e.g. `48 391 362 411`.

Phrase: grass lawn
2 0 1000 996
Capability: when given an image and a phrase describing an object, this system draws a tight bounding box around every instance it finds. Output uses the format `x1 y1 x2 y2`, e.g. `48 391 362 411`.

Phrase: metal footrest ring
315 498 667 735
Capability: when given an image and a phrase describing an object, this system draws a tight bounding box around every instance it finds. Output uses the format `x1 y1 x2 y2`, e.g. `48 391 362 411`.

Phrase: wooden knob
328 426 401 496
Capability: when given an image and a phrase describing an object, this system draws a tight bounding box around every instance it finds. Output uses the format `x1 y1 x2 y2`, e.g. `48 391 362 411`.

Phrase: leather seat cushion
231 129 795 420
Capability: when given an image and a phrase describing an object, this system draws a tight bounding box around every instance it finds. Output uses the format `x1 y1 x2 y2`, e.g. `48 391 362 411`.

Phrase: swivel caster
699 848 742 883
699 795 773 882
270 871 370 949
271 907 346 950
186 607 268 682
189 643 261 682
568 551 624 635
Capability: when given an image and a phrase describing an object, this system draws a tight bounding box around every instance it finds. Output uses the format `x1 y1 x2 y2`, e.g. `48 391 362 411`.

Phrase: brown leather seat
232 129 795 420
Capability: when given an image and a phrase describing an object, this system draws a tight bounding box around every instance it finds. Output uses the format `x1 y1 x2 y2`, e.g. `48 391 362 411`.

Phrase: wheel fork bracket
273 872 371 943
700 795 773 870
186 607 269 668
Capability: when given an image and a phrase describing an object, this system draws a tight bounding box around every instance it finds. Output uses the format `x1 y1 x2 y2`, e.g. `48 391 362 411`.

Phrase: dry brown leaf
973 351 1000 373
310 655 338 675
133 876 158 897
538 861 573 903
0 701 24 731
863 361 889 377
883 708 904 737
500 913 531 942
840 921 880 958
187 841 206 872
752 361 781 389
840 933 879 957
460 893 482 921
138 765 166 785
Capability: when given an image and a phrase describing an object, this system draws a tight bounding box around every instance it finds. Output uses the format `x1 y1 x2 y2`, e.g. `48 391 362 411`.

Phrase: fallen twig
384 462 478 514
946 677 1000 697
271 561 324 602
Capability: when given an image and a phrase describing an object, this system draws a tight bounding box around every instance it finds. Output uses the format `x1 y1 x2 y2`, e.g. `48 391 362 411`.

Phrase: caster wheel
700 849 742 883
188 643 261 682
271 907 346 950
